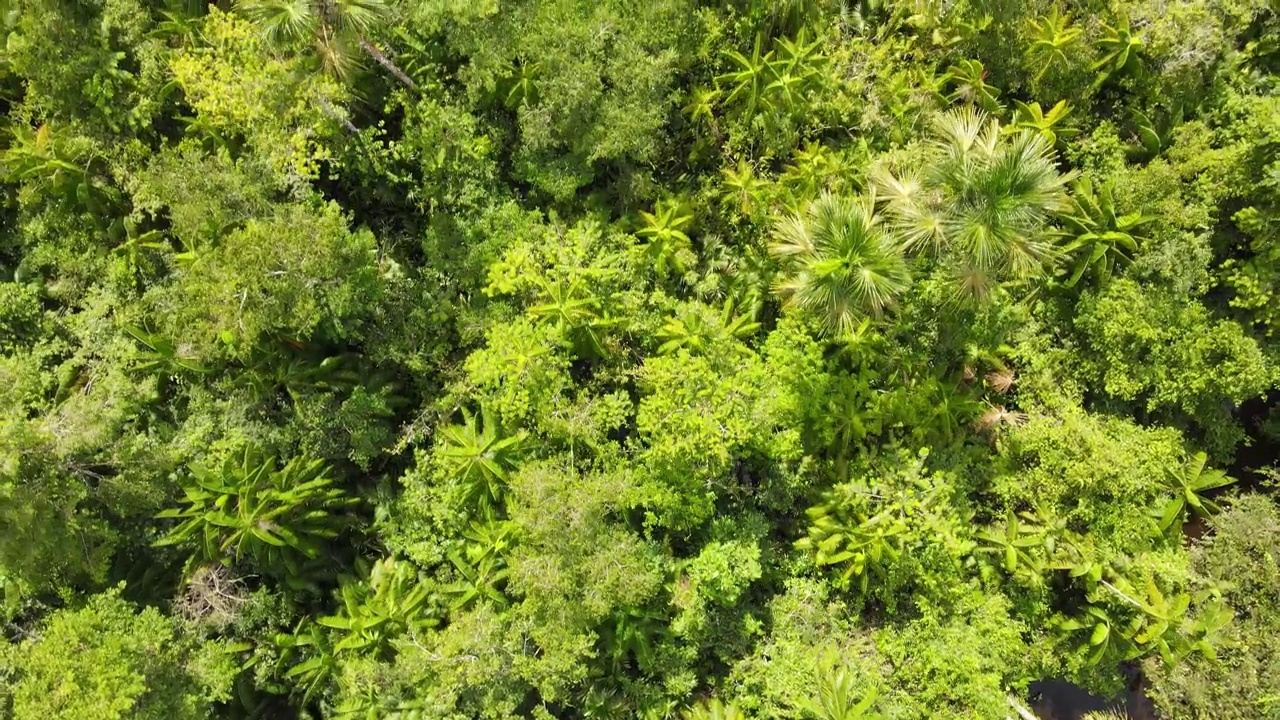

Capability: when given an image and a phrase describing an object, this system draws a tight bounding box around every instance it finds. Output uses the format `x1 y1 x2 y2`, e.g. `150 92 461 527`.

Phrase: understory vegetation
1 0 1279 718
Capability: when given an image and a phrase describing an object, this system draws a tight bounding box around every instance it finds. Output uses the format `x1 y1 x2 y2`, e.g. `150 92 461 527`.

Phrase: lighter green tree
4 590 233 720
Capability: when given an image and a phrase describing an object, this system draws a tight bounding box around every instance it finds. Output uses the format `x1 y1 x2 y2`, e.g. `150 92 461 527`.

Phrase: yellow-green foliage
1000 402 1185 548
171 8 344 178
0 590 234 720
1075 278 1272 455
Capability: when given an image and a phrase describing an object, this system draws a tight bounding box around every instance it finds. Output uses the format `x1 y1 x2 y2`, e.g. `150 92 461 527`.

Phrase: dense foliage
1 0 1278 718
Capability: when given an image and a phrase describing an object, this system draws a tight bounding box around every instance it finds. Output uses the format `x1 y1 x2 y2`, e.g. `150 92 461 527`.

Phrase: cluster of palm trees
770 107 1077 335
221 4 1099 344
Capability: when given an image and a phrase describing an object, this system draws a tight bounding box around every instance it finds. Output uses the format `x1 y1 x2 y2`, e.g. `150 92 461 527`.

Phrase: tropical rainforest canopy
0 0 1278 718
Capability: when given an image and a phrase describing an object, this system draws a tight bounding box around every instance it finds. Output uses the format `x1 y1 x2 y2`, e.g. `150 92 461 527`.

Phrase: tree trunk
359 38 418 91
316 97 358 134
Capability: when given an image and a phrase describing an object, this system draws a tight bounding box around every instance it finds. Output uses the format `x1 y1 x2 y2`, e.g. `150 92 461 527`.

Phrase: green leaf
820 550 857 566
316 616 351 630
1090 622 1110 646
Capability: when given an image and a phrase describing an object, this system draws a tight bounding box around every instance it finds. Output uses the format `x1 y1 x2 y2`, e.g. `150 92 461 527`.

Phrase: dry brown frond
975 404 1029 433
1082 711 1131 720
176 564 250 630
986 368 1016 394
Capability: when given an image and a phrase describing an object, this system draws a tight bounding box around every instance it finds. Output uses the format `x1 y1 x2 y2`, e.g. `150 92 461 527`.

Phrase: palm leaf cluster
1058 177 1153 287
799 665 883 720
317 557 435 656
276 560 434 703
716 31 826 117
770 109 1074 332
1013 100 1077 146
1156 452 1236 535
656 300 760 355
769 192 910 336
156 447 357 580
439 406 525 512
1026 9 1082 84
874 107 1072 300
235 0 392 79
682 698 745 720
637 200 695 276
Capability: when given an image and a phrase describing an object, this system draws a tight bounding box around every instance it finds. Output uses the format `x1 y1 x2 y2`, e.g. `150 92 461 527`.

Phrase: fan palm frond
236 0 316 45
331 0 391 35
975 404 1028 433
314 23 360 79
771 192 911 336
878 107 1071 299
985 368 1016 394
236 0 406 84
1082 711 1131 720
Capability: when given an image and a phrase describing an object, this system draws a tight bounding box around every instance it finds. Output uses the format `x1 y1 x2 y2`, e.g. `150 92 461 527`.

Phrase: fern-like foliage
156 447 357 583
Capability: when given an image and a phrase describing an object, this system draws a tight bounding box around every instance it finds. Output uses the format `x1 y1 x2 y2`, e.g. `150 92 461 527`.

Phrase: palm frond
1081 711 1131 720
932 105 989 157
869 165 921 206
332 0 391 35
314 24 361 79
771 192 911 335
770 213 816 257
236 0 316 45
878 108 1071 297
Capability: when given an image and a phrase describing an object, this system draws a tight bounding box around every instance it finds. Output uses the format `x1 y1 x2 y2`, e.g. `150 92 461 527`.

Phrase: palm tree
439 407 525 512
638 200 695 276
1013 100 1077 147
683 698 746 720
874 107 1071 300
941 59 1001 112
235 0 415 87
769 192 911 336
1156 452 1236 536
717 34 774 116
767 29 826 113
1026 9 1082 84
155 448 358 581
1058 177 1152 287
720 158 768 217
799 666 883 720
318 557 434 656
1091 16 1143 90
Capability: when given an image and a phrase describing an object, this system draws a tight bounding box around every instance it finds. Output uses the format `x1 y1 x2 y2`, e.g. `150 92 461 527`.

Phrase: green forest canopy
1 0 1279 718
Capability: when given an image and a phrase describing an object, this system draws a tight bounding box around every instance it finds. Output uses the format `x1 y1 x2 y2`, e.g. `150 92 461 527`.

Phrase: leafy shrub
1074 279 1272 456
0 589 234 720
1145 493 1280 719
